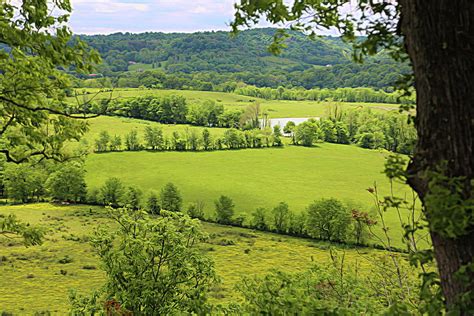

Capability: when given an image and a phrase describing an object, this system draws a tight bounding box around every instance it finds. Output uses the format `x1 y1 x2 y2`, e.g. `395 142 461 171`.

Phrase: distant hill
80 28 409 90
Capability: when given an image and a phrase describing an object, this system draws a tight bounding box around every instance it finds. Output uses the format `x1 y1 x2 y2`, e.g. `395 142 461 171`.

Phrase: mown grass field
74 88 400 118
0 203 389 314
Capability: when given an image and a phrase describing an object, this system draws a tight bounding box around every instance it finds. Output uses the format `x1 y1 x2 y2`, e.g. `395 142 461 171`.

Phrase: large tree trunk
399 0 474 310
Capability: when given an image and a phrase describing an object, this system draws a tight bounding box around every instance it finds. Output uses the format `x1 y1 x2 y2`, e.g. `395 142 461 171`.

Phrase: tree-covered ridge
79 28 409 89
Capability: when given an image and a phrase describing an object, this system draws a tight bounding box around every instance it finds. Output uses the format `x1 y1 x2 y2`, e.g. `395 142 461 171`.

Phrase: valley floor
0 203 391 314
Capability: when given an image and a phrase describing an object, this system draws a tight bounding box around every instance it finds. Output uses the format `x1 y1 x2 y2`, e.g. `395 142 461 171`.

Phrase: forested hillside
79 28 410 90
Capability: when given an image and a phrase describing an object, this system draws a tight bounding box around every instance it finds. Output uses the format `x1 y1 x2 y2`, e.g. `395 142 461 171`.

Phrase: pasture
74 88 400 118
0 203 388 314
84 140 415 246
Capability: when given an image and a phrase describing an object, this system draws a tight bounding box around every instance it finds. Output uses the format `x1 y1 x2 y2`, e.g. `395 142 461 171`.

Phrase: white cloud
72 0 150 14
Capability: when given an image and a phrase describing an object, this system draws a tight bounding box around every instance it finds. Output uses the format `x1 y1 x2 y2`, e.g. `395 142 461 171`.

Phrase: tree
79 208 216 314
272 125 283 147
294 120 322 147
351 209 376 245
215 195 235 225
306 198 351 242
46 163 87 202
144 126 163 150
160 182 182 212
4 164 47 203
146 191 160 215
109 135 122 151
0 0 99 163
125 130 141 151
233 2 474 309
251 207 268 231
202 129 212 151
187 201 206 220
124 186 142 210
271 202 290 233
95 131 110 152
100 177 124 208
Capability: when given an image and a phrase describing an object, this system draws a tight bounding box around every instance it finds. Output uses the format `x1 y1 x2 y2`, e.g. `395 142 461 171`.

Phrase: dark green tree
160 182 182 212
100 177 125 208
46 163 87 202
215 195 235 225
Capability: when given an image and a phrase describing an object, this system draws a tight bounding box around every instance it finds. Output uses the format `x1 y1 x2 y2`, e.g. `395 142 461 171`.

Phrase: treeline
287 108 417 154
0 159 395 251
94 126 283 153
0 161 87 204
85 95 243 128
83 94 416 154
78 28 411 90
86 178 379 248
235 86 415 104
85 94 265 130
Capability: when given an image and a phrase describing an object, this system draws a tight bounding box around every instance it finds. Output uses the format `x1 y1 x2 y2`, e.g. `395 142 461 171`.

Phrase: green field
75 88 400 118
0 203 390 314
80 116 228 143
84 144 413 245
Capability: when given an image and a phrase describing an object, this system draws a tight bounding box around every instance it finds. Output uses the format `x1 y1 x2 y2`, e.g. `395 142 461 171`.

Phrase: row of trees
94 126 283 153
287 108 417 154
235 85 415 104
210 197 377 245
85 95 246 128
87 178 378 246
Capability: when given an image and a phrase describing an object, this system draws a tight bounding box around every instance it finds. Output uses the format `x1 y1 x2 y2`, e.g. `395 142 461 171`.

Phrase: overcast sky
70 0 258 35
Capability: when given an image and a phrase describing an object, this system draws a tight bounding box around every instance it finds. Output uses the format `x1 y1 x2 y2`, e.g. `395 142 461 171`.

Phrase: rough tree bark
399 0 474 309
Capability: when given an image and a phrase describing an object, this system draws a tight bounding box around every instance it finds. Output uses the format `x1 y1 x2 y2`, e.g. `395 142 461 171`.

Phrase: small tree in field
271 202 290 233
124 185 142 210
202 129 212 150
46 163 87 203
251 207 268 231
125 130 141 151
74 208 216 314
146 191 160 215
160 183 182 212
215 195 235 225
351 209 377 245
95 131 110 152
109 135 122 151
100 178 125 208
306 198 351 242
187 201 206 220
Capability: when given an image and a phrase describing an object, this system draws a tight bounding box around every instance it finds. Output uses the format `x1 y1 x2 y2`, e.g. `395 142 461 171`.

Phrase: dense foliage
78 28 410 91
0 0 99 163
70 208 216 314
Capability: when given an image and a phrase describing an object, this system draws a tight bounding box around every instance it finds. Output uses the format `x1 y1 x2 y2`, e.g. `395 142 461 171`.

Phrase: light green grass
84 143 414 246
0 203 389 314
127 63 154 71
81 116 227 142
75 88 400 118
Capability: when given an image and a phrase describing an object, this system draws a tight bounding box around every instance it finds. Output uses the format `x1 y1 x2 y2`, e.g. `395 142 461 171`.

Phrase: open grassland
80 115 228 143
84 142 415 246
75 88 400 118
0 203 390 314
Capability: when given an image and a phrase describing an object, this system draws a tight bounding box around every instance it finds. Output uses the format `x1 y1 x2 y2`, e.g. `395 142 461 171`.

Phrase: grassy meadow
0 203 391 314
74 88 400 118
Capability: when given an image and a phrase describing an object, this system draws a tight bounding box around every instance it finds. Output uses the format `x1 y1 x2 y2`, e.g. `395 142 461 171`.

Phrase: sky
70 0 259 35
